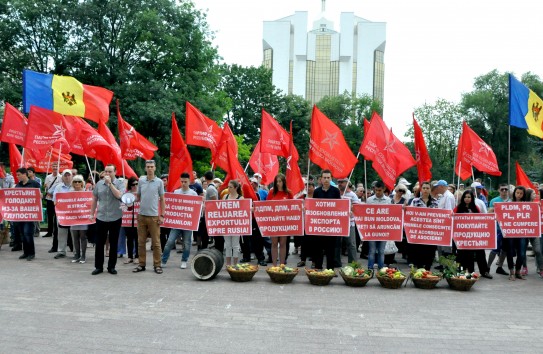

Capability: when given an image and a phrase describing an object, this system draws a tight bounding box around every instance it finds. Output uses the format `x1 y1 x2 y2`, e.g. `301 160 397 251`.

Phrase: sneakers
54 253 66 259
79 257 86 264
71 258 80 263
521 266 528 276
161 262 167 268
539 271 543 278
180 261 187 269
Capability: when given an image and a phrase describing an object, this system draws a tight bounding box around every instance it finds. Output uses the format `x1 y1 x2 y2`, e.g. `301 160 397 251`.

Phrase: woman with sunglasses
70 175 88 263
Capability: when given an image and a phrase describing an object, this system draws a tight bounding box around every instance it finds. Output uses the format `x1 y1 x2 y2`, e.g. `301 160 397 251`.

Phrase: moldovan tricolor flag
248 140 279 186
185 101 223 157
509 74 543 139
117 102 157 160
309 105 357 178
360 112 416 190
455 121 501 180
22 69 113 123
1 103 28 146
413 115 432 184
167 112 193 192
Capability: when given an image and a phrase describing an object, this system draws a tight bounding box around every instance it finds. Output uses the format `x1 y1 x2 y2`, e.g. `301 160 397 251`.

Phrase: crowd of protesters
3 162 543 281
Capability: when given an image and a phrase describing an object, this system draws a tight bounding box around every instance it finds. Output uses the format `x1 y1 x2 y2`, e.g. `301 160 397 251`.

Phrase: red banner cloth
413 115 432 184
304 198 351 236
1 103 28 145
259 109 293 158
185 101 222 156
452 213 496 250
122 202 140 228
204 199 252 236
253 200 304 237
54 191 94 226
0 188 42 221
162 193 202 231
403 207 453 246
455 121 501 180
352 204 403 241
494 202 541 238
167 112 193 192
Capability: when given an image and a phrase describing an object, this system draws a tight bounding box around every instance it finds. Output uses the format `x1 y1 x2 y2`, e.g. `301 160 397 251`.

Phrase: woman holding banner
267 174 293 267
454 190 492 279
223 180 243 267
70 175 89 264
409 181 439 270
502 186 528 280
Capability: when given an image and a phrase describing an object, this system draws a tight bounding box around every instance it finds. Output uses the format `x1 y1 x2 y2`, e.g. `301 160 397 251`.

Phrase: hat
337 178 349 182
72 174 84 182
470 182 483 189
435 180 448 187
398 177 411 186
253 173 262 179
62 169 72 176
250 177 259 184
212 178 223 184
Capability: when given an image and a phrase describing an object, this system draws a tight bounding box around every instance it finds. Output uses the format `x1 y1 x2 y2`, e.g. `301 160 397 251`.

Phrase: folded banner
205 199 252 236
54 191 94 226
452 213 496 250
253 200 304 237
304 198 350 236
162 193 202 231
122 202 140 228
493 202 541 238
403 207 453 246
22 69 113 123
0 188 42 221
352 204 403 241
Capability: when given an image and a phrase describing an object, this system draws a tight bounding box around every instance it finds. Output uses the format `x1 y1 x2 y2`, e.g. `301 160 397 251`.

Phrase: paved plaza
1 236 543 353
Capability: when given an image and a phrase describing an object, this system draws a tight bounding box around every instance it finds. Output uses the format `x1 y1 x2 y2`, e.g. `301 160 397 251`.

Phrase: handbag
384 241 398 255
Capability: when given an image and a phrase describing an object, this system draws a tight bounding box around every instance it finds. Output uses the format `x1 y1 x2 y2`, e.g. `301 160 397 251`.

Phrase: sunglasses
133 183 138 186
73 181 83 183
500 188 508 191
397 190 406 193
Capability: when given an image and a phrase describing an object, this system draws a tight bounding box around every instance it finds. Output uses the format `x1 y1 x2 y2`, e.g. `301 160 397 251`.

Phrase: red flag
185 101 222 156
309 105 357 178
117 102 158 160
515 162 537 191
413 115 432 184
0 163 5 178
248 140 279 185
1 103 28 145
26 148 73 172
260 109 295 159
9 143 22 183
74 118 114 160
24 106 70 159
167 112 193 192
221 144 258 201
360 112 416 190
61 115 83 154
363 118 370 135
211 122 238 172
286 121 305 196
98 120 137 178
455 121 501 180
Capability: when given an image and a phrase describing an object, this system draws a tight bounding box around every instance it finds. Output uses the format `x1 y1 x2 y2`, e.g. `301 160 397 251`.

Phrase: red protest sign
122 202 140 227
304 199 350 236
253 199 304 237
352 204 403 241
55 191 94 226
453 213 496 249
205 199 252 236
162 193 202 231
404 207 453 246
0 188 42 222
494 202 541 238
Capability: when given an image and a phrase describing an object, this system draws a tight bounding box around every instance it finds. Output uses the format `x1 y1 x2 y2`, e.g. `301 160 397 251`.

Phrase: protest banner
162 193 202 231
452 213 496 249
403 207 453 246
0 188 42 222
205 199 252 236
352 204 403 241
304 199 350 236
494 202 541 238
122 201 140 228
55 191 94 226
253 199 304 237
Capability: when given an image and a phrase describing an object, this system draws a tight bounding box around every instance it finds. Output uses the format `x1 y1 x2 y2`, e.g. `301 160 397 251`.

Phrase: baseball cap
250 177 259 183
470 182 483 189
62 169 72 176
398 177 411 186
435 180 448 187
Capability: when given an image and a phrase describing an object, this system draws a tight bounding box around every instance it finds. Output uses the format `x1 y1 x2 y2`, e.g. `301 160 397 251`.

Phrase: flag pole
57 144 62 168
122 159 125 179
508 125 511 188
343 152 360 196
45 148 53 174
305 157 311 189
84 155 96 186
456 162 462 204
20 148 25 168
243 162 249 173
364 160 368 200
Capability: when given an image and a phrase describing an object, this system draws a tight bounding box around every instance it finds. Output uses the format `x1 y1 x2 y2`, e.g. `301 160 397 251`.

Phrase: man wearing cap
435 180 455 210
52 169 74 259
470 182 488 212
89 164 124 275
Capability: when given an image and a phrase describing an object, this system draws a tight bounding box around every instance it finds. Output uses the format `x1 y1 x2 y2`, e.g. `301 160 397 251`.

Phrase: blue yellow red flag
22 69 113 123
509 74 543 138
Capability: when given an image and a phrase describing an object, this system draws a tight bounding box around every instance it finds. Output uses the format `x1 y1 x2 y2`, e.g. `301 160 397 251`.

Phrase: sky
192 0 543 140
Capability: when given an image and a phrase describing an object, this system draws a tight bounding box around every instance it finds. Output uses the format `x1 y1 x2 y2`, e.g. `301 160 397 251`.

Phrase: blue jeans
16 222 35 256
162 228 192 263
368 241 386 269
